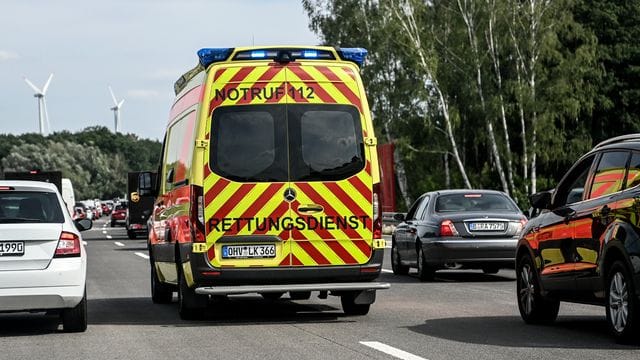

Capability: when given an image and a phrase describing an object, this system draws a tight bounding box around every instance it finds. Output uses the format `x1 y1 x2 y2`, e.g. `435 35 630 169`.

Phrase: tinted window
626 152 640 189
289 104 364 181
0 191 64 223
554 155 595 206
435 193 518 212
405 196 424 221
210 105 287 182
416 195 431 220
589 151 629 199
164 112 197 187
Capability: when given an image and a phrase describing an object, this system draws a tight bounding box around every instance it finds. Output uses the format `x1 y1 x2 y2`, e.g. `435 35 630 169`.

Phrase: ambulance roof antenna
23 73 53 136
108 85 125 133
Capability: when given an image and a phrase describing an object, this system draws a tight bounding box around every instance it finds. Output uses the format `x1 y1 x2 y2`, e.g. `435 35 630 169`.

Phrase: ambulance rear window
210 104 364 183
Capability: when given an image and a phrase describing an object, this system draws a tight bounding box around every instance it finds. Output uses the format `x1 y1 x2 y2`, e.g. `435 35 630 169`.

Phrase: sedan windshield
435 193 518 212
0 191 65 223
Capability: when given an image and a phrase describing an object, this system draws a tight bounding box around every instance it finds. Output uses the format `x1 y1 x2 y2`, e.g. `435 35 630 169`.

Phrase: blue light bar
337 48 368 67
303 50 318 58
197 48 233 67
251 50 267 58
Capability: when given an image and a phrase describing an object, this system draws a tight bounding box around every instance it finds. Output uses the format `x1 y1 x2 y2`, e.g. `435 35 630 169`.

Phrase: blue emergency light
303 50 318 58
337 48 368 67
251 50 267 58
197 48 233 67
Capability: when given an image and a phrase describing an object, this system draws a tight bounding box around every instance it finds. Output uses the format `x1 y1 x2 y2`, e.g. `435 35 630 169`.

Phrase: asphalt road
2 217 639 359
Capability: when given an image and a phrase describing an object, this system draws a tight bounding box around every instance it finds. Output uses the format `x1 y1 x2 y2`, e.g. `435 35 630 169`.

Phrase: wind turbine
108 86 125 133
23 73 53 135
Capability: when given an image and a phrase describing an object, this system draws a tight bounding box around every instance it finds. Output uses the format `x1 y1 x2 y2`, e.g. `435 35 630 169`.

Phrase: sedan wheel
391 241 409 275
516 255 559 324
416 246 434 281
606 260 639 343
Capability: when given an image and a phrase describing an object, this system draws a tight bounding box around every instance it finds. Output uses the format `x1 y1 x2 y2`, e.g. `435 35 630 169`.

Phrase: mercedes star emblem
284 188 297 202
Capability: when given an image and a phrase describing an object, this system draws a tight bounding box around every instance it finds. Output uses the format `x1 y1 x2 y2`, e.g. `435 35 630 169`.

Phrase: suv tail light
54 231 81 257
191 185 206 242
439 220 459 237
373 183 382 239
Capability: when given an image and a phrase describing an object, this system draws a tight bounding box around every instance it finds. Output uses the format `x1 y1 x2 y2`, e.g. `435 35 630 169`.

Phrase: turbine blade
118 99 125 108
108 86 118 106
24 77 42 94
42 73 54 94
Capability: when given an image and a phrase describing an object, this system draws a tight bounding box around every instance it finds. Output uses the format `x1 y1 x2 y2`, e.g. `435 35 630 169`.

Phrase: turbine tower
109 86 125 133
23 74 53 135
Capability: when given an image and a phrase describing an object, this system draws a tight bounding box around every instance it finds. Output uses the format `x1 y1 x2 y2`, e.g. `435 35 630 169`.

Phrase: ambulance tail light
54 231 81 258
373 183 382 239
191 185 206 242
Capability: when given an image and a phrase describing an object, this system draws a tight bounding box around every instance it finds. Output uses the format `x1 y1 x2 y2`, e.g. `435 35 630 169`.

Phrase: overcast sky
0 0 320 140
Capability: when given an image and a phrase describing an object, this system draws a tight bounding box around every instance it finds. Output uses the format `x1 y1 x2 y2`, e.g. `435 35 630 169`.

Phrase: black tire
606 260 640 343
61 289 87 332
261 292 284 300
482 266 500 274
178 269 208 320
110 220 116 227
341 293 370 316
516 255 559 324
391 240 409 275
289 291 312 300
127 230 137 240
417 246 435 281
150 263 173 304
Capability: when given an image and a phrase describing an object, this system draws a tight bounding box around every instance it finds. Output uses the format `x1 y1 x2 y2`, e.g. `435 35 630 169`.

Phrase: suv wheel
150 263 173 304
391 240 409 275
178 269 208 320
341 292 370 316
416 246 435 281
516 255 559 324
606 260 639 343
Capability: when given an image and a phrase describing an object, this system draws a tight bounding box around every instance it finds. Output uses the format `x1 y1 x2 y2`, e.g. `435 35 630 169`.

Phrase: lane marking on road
106 235 112 239
381 269 393 273
360 342 428 360
102 230 107 234
115 242 125 247
83 241 88 246
135 252 150 260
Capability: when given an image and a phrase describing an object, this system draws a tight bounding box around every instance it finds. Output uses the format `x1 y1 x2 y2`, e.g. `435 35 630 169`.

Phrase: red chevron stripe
287 67 337 104
204 178 230 206
266 83 286 103
352 239 372 259
204 162 212 178
210 183 256 221
291 254 303 266
342 67 357 80
326 240 357 264
214 68 227 82
324 183 367 216
348 176 372 203
315 65 362 112
296 237 331 265
209 67 257 111
253 201 289 235
207 246 216 262
225 183 284 235
295 183 361 240
279 256 291 266
366 161 371 175
236 66 285 105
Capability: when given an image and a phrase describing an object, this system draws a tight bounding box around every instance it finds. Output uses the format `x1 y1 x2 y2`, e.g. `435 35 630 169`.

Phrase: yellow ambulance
138 46 389 319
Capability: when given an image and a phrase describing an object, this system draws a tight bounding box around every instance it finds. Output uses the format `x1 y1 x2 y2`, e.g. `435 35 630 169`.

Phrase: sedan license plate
0 241 24 256
222 244 276 259
469 222 505 231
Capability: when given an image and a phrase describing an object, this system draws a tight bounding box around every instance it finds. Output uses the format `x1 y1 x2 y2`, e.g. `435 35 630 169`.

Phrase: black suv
517 134 640 342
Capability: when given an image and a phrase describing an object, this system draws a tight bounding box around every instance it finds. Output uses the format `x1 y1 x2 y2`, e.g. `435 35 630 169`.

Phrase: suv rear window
210 104 364 182
0 191 64 223
435 193 518 212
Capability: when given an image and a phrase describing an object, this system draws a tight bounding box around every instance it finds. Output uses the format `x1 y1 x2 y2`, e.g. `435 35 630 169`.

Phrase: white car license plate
222 244 276 259
0 241 24 256
469 222 505 231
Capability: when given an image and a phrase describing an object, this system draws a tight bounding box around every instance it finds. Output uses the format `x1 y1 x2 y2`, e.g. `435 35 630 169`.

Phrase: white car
0 180 91 332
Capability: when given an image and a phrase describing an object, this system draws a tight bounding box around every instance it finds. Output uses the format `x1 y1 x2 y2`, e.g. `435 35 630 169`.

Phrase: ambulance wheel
178 270 207 320
341 293 370 316
61 288 87 332
150 263 173 304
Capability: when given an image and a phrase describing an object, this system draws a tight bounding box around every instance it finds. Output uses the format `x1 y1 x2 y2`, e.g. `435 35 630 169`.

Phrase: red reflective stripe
169 85 203 121
353 239 372 258
211 183 256 221
342 67 357 80
266 83 286 103
253 201 289 235
295 183 361 240
207 246 216 262
348 176 371 203
279 256 291 266
236 67 285 105
225 183 284 235
209 67 257 111
325 240 357 264
291 254 303 266
365 161 371 176
204 178 230 205
315 65 362 112
324 183 367 216
204 163 212 178
214 68 227 82
297 238 331 265
288 67 337 104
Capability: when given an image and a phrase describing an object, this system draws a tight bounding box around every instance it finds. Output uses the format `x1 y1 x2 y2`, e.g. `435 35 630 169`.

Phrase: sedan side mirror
393 213 406 222
529 190 552 211
74 218 93 232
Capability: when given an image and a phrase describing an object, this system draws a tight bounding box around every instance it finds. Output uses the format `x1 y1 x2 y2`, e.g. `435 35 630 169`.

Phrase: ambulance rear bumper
195 282 390 296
